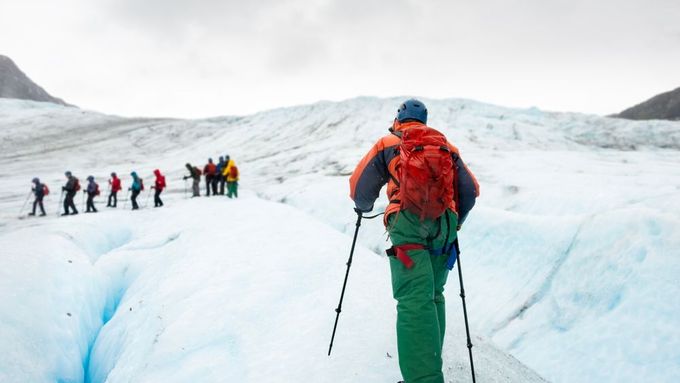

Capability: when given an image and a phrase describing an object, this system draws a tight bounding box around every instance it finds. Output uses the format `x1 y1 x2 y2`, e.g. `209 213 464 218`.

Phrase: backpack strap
386 243 427 269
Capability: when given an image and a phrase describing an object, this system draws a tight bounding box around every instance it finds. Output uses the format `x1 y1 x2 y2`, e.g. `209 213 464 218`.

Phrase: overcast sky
1 0 679 118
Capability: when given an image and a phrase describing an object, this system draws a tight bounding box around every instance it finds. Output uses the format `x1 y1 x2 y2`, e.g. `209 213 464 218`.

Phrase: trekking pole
454 238 477 382
123 190 130 209
57 190 64 217
327 209 385 356
18 191 32 216
183 178 188 198
144 187 152 208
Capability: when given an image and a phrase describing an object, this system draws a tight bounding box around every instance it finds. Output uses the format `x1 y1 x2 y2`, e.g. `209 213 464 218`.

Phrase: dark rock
0 55 71 106
615 87 680 121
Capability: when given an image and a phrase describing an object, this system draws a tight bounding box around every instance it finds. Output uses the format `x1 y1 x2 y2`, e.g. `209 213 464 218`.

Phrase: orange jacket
349 121 480 225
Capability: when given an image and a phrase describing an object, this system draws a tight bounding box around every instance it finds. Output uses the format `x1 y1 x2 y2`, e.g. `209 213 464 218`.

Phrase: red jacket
154 169 166 190
204 162 217 176
110 177 122 193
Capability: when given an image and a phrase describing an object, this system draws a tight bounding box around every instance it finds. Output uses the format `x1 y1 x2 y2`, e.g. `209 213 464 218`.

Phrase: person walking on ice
349 99 480 383
183 163 201 197
129 171 144 210
107 172 122 207
222 155 239 198
85 175 100 213
29 177 47 216
61 171 80 216
152 169 166 207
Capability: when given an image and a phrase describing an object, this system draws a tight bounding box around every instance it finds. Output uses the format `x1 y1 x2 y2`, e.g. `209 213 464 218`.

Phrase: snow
1 97 680 382
0 194 544 383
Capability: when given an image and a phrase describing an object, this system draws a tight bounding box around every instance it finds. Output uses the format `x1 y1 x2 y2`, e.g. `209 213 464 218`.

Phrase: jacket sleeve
454 154 480 225
349 138 391 212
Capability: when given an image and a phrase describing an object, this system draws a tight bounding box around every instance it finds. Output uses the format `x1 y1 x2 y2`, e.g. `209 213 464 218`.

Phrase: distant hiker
107 172 122 208
224 157 239 198
85 175 99 213
61 171 80 216
349 99 480 383
203 158 217 196
183 163 201 197
152 169 166 207
29 177 47 216
129 171 144 210
216 156 226 195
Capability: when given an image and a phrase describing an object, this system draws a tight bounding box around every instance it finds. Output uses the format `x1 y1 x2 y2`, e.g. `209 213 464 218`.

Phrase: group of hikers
26 155 239 217
183 155 239 198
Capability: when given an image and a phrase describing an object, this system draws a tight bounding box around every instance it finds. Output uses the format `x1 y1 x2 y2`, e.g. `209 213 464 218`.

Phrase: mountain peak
0 55 70 106
616 87 680 121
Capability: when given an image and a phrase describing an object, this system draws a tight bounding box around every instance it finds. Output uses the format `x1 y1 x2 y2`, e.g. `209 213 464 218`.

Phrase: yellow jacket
222 159 239 182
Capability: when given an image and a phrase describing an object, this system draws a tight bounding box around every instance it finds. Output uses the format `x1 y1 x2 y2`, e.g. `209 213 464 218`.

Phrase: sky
1 0 679 118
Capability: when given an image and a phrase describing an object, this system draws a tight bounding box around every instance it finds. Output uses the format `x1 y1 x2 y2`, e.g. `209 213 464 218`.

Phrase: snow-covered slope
1 97 679 382
0 194 545 383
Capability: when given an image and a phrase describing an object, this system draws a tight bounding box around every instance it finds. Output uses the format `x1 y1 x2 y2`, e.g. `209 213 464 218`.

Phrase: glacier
0 97 679 382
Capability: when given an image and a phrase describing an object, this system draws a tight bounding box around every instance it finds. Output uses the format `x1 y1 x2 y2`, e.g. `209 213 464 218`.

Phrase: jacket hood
131 171 138 178
87 176 94 182
154 169 161 176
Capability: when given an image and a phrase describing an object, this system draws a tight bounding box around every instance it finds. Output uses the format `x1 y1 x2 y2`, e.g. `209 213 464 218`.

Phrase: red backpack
139 178 145 191
43 184 50 196
230 165 239 179
74 178 81 192
95 183 100 196
397 126 454 220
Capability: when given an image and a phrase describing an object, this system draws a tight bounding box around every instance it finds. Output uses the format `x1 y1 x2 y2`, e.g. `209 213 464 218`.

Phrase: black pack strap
389 173 400 187
362 212 385 220
389 199 401 204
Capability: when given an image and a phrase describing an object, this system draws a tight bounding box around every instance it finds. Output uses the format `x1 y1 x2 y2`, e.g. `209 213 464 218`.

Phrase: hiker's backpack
139 178 145 191
43 184 50 196
396 126 454 220
230 165 239 179
194 167 202 177
94 183 100 196
74 178 81 192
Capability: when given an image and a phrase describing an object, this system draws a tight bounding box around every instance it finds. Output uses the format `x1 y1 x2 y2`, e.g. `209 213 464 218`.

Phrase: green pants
227 181 238 198
387 209 458 383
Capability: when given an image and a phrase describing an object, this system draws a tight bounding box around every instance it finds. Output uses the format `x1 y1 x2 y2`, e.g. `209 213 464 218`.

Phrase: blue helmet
397 99 427 124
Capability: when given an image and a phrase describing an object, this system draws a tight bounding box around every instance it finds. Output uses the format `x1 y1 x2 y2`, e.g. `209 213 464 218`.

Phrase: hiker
129 171 144 210
152 169 166 207
85 175 99 213
216 156 226 195
349 99 479 383
61 171 80 216
203 158 217 196
224 157 239 198
107 172 122 207
183 163 201 197
29 177 47 216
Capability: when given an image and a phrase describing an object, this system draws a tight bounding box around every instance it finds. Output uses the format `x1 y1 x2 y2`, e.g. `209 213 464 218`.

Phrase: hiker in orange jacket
349 99 479 383
203 158 217 196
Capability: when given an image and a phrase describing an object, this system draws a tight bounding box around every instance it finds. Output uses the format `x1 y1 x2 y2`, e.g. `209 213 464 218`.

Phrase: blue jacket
131 172 142 192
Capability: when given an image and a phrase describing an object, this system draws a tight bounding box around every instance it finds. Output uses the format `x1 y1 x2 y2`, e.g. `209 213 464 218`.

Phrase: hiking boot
61 213 70 216
28 212 35 216
39 213 46 217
